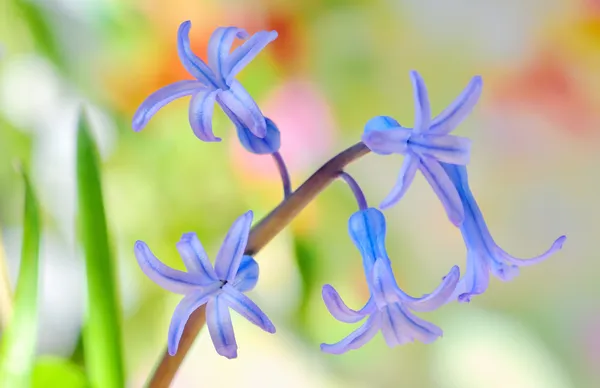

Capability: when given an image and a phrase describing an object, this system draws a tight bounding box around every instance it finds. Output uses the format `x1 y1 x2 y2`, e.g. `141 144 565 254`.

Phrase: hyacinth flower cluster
131 21 566 380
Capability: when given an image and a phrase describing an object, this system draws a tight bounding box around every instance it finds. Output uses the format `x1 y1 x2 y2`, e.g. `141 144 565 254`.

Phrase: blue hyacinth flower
320 208 460 354
362 71 482 226
441 163 566 302
134 211 275 359
132 21 281 154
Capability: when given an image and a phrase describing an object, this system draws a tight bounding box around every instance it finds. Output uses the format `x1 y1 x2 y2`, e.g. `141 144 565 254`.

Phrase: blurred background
1 0 599 387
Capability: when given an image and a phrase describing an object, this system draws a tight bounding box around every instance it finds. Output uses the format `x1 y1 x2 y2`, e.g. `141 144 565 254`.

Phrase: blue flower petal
175 232 217 281
214 211 253 282
369 258 403 309
231 255 259 292
133 241 204 294
320 314 381 355
408 134 471 165
397 265 460 311
429 76 483 135
410 70 431 134
419 156 464 226
380 303 442 347
167 288 217 355
361 128 412 155
494 235 566 267
364 115 402 132
207 27 249 85
235 117 281 154
177 21 218 88
188 89 221 142
321 284 374 323
223 30 278 85
348 208 388 275
379 154 420 209
206 297 238 359
217 80 267 138
221 284 276 333
452 252 490 303
132 81 204 131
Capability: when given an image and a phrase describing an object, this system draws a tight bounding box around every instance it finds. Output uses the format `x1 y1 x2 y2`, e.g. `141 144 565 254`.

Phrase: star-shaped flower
362 71 482 225
320 208 459 354
133 211 275 359
132 21 281 154
441 163 566 302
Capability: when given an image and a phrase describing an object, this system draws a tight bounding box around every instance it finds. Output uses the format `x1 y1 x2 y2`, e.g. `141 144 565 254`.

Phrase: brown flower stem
147 142 370 387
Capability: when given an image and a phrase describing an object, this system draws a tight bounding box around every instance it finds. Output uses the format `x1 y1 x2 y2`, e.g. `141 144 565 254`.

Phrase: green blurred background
1 0 599 387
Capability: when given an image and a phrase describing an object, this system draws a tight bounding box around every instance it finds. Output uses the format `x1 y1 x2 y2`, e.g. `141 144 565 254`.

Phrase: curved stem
148 142 370 387
272 151 292 198
337 171 368 210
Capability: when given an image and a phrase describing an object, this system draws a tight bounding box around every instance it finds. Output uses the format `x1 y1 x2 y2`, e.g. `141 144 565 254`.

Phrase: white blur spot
0 55 116 245
3 228 85 356
431 308 574 388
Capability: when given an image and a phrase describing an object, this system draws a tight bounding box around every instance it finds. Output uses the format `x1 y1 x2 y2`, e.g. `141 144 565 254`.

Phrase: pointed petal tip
554 235 567 250
458 293 472 303
134 240 147 253
217 345 238 359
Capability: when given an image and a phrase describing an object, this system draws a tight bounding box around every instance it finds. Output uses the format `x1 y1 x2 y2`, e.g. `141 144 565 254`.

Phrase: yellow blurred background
1 0 599 387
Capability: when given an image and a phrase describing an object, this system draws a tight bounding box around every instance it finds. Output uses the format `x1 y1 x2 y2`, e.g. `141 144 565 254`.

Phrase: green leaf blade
76 111 124 388
0 167 42 388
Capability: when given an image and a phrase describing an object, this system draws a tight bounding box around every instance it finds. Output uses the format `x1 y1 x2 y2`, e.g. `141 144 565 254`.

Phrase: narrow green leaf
76 110 124 388
0 166 42 388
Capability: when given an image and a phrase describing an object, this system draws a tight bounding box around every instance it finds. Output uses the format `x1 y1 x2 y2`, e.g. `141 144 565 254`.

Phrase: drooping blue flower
441 163 566 303
132 21 281 154
362 71 482 226
320 208 460 354
134 211 275 359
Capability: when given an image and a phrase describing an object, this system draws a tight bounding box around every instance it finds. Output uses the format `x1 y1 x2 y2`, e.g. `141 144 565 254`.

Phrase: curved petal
206 297 238 359
221 284 276 333
361 128 412 155
320 314 381 355
379 154 420 209
167 288 216 355
177 21 218 87
189 89 221 141
430 75 483 135
495 235 566 267
348 208 388 275
410 70 431 134
322 284 374 323
214 211 253 282
207 27 249 83
370 258 403 309
217 81 267 138
231 255 259 292
235 116 281 154
133 241 203 294
176 232 217 281
408 134 471 165
381 304 442 346
398 265 460 312
419 156 464 226
223 30 278 84
451 251 490 303
132 81 204 131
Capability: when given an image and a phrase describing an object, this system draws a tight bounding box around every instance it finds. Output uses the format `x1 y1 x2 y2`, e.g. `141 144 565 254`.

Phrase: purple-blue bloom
132 21 280 154
133 211 275 359
320 208 460 354
441 163 566 302
362 71 482 226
